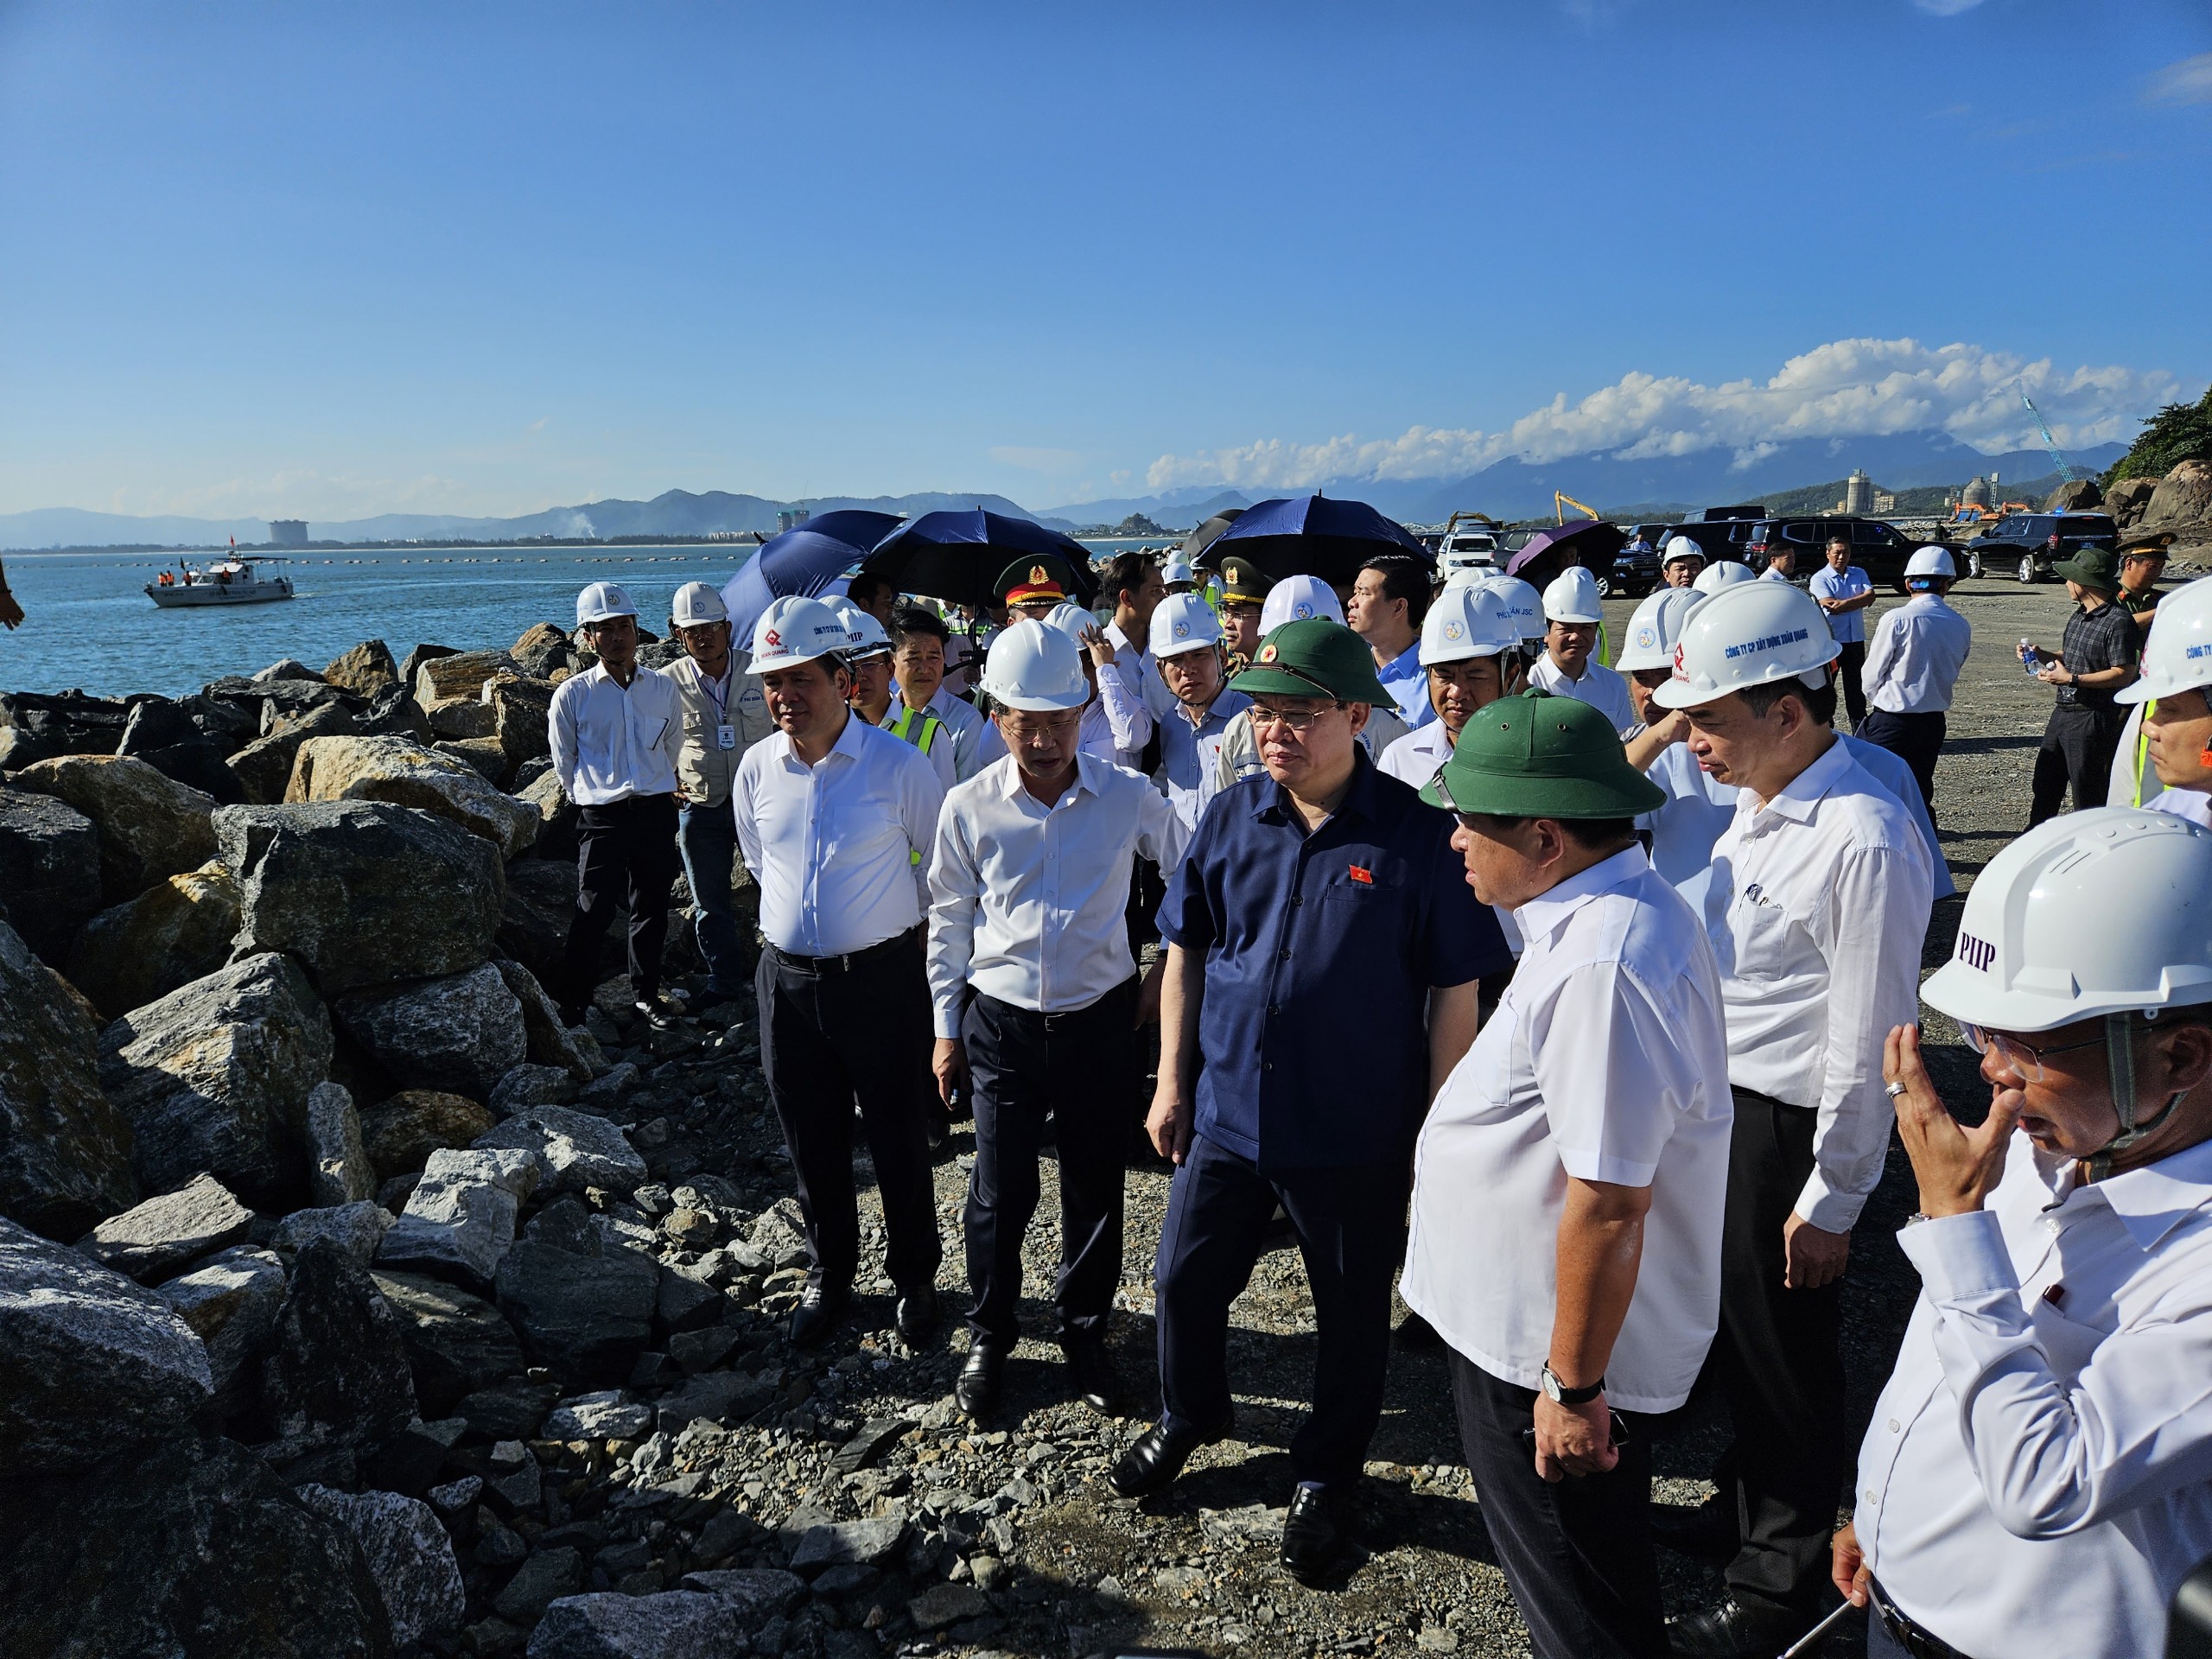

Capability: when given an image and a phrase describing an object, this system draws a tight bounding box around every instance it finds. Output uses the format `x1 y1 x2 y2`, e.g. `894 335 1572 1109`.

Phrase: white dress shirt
1808 564 1873 645
1091 670 1148 762
1863 594 1974 714
1700 738 1933 1232
1103 620 1173 767
1075 693 1121 765
1404 848 1733 1412
733 711 945 957
925 689 1007 783
1378 721 1452 788
1855 1133 2212 1659
925 753 1189 1039
548 662 683 805
1529 652 1637 736
2149 788 2212 830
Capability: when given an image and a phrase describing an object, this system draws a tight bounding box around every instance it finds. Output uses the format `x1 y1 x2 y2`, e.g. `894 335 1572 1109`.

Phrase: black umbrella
1203 493 1430 586
1182 508 1245 569
860 508 1099 609
1503 520 1627 588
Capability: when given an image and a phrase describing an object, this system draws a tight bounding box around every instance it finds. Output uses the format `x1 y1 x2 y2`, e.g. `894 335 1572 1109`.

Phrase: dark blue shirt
1157 751 1511 1170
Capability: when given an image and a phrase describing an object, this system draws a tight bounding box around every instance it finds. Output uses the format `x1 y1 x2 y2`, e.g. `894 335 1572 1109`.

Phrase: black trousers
2029 703 2125 827
1153 1132 1408 1488
1449 1351 1666 1659
755 932 942 1297
563 793 680 1012
962 980 1137 1348
1835 639 1867 729
1857 709 1946 819
1712 1087 1844 1615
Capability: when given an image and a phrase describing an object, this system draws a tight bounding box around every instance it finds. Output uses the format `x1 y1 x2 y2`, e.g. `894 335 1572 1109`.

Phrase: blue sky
1 0 2206 519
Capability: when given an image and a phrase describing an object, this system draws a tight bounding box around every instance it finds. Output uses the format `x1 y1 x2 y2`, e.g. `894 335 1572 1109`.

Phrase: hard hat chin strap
2089 1012 2184 1181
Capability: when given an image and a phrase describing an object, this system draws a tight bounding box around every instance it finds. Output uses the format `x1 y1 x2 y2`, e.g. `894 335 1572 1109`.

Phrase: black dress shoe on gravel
955 1342 1005 1417
1065 1341 1119 1414
1280 1484 1351 1586
894 1285 939 1344
1666 1598 1812 1657
787 1282 849 1349
1108 1412 1231 1500
1651 1492 1738 1560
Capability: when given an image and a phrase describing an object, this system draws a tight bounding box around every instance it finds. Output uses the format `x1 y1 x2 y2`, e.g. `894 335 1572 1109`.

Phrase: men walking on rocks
733 595 945 1351
549 581 686 1031
926 620 1188 1420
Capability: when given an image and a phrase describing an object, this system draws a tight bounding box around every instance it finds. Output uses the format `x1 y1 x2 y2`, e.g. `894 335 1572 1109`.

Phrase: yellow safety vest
884 703 945 865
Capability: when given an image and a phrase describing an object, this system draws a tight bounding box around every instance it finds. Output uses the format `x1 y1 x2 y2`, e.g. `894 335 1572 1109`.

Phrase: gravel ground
604 575 2124 1659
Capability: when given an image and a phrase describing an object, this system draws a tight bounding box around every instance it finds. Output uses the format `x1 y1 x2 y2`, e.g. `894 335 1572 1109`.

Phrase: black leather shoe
1108 1413 1230 1500
1651 1492 1738 1560
633 999 679 1033
955 1342 1005 1417
1280 1484 1351 1586
894 1285 939 1344
1665 1599 1812 1658
1065 1341 1119 1414
787 1282 849 1349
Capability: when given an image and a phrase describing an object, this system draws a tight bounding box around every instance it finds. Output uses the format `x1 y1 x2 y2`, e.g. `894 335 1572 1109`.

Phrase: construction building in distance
269 519 308 547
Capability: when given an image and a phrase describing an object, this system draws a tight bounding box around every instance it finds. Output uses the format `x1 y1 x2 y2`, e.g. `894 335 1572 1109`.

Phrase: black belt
1867 1578 1973 1659
766 927 918 976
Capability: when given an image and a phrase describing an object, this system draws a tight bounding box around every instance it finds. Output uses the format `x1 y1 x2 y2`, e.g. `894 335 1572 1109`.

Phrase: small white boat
146 556 296 607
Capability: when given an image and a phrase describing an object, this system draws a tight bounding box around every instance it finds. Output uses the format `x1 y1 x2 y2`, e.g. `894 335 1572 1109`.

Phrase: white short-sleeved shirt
1528 652 1637 736
1403 847 1734 1412
1808 563 1873 645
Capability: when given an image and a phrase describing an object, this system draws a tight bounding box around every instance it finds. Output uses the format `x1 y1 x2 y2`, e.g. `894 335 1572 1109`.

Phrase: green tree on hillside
2106 385 2212 484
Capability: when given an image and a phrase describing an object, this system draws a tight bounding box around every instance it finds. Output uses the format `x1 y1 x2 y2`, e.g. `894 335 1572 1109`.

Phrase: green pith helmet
1227 618 1393 704
2053 545 2120 593
1420 689 1666 817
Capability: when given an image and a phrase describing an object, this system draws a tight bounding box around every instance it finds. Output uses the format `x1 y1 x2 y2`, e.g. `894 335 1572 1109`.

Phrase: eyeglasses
1960 1023 2104 1084
1000 713 1082 741
1248 702 1347 735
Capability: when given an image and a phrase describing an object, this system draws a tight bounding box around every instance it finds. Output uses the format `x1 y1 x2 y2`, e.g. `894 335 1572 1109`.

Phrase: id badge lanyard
703 669 736 751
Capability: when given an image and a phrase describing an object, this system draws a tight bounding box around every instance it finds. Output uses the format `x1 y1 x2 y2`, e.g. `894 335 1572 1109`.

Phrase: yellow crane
1554 491 1602 524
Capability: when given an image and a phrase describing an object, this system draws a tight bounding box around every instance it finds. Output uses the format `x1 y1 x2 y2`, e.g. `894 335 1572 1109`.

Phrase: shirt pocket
1728 892 1801 983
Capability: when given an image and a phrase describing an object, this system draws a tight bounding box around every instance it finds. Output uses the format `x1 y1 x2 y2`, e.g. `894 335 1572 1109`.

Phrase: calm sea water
0 539 1166 702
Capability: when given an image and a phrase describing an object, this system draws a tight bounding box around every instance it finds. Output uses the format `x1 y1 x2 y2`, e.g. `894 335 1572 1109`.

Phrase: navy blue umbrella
861 508 1099 610
1205 493 1430 585
719 510 902 648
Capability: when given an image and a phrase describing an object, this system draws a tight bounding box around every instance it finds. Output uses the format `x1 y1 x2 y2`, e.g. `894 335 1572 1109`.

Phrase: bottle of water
2021 638 2042 676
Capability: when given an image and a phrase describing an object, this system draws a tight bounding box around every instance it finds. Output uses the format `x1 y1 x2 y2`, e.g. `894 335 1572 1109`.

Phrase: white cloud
1144 337 2185 491
2145 51 2212 106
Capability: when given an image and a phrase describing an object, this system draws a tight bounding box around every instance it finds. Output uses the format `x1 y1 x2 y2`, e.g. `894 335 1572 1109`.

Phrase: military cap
995 554 1077 608
1217 554 1273 607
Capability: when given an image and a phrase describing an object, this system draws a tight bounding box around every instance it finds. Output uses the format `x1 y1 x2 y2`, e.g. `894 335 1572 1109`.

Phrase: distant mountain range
0 431 2127 550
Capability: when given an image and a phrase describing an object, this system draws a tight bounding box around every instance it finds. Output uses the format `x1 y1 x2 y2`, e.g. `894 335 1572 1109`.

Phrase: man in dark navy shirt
1109 618 1511 1586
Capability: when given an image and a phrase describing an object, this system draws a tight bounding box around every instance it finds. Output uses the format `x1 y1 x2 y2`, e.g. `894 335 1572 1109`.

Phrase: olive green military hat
1228 618 1394 704
1420 689 1666 818
2053 544 2121 593
1217 554 1273 607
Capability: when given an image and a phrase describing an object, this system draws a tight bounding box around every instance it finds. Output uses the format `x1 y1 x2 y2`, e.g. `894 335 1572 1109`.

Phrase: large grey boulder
2145 458 2212 531
495 1235 658 1385
10 753 219 903
0 919 139 1240
0 1216 213 1472
273 1200 395 1268
306 1080 377 1205
787 1505 909 1572
372 1268 525 1414
526 1591 745 1658
321 639 401 699
289 734 539 858
415 648 520 705
497 856 582 987
294 1484 466 1647
226 697 359 806
490 675 556 767
64 859 244 1020
0 1433 396 1658
262 1236 419 1453
475 1104 646 1196
75 1170 252 1282
0 785 100 965
157 1243 289 1392
334 963 527 1100
216 800 504 995
0 687 131 766
496 957 601 1082
359 1089 495 1183
375 1147 539 1287
98 952 333 1209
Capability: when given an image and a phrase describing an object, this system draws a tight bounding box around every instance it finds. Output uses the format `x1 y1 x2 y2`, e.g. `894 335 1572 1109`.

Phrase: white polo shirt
1403 847 1733 1413
548 662 683 805
1528 652 1637 737
1863 594 1974 714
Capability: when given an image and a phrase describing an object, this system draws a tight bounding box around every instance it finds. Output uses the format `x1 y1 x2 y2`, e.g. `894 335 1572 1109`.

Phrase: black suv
1745 516 1920 589
1961 512 2119 584
1607 513 1759 596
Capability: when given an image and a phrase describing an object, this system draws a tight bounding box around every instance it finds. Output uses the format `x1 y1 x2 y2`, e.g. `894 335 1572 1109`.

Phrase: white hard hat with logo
1615 588 1706 672
980 618 1091 712
575 582 638 628
1477 575 1546 643
1542 566 1605 625
1662 536 1707 569
746 595 852 673
671 581 728 627
2120 575 2212 705
1041 601 1096 642
1692 559 1756 595
1151 592 1225 659
1420 581 1521 666
827 597 893 660
1904 546 1957 581
1161 555 1198 587
1649 580 1840 710
1259 575 1343 635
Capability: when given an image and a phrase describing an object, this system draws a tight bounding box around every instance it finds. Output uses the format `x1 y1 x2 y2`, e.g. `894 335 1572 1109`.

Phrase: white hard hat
1904 546 1957 581
1921 807 2212 1033
980 618 1090 712
671 581 728 627
575 582 638 627
1420 581 1520 666
842 606 893 659
1161 556 1198 586
1615 588 1706 672
1541 566 1605 626
2119 575 2212 706
1649 579 1840 710
1661 536 1707 569
746 594 852 673
1477 575 1546 642
1150 591 1224 659
1692 559 1756 595
1041 601 1095 641
1259 575 1343 635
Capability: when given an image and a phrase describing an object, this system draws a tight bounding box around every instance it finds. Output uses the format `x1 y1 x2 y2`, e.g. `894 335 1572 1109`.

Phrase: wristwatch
1541 1361 1605 1405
